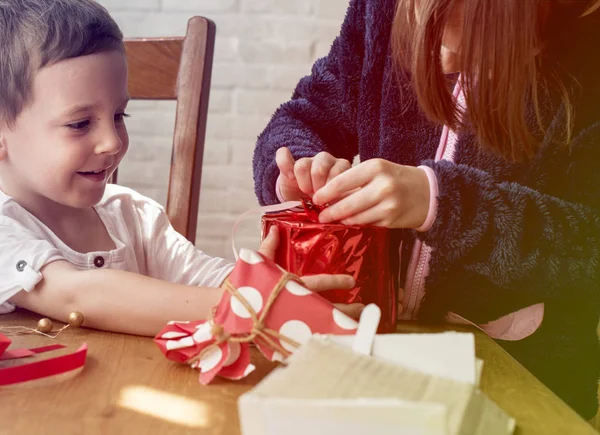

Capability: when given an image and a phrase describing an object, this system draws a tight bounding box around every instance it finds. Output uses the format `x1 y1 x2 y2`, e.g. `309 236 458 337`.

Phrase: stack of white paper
238 331 514 435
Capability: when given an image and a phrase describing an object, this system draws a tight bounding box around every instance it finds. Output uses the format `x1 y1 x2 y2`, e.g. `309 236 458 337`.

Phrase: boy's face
0 50 129 211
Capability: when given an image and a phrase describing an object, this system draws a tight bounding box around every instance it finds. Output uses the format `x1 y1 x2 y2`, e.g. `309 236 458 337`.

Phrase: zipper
401 76 464 321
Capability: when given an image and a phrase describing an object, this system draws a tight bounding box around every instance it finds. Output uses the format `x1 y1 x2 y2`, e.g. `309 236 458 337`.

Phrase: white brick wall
97 0 349 260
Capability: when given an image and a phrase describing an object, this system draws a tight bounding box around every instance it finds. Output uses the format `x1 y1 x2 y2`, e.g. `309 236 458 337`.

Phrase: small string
0 324 70 339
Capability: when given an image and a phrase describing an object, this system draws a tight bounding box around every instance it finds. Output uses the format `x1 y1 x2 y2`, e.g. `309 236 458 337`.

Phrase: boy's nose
97 129 123 155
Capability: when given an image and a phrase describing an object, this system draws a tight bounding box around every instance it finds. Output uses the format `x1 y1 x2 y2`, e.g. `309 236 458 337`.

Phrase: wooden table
0 310 596 435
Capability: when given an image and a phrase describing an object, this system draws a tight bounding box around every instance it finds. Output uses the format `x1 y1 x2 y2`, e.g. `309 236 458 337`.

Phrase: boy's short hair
0 0 124 125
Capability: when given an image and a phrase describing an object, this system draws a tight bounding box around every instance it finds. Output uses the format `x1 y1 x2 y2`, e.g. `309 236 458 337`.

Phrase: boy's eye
115 112 130 123
66 119 90 131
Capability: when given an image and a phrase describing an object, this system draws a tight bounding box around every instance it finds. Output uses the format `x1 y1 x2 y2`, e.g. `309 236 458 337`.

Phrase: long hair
392 0 600 162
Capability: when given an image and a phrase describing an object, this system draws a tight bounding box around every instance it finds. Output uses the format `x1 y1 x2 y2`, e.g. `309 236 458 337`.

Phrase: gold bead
68 311 84 328
37 318 53 333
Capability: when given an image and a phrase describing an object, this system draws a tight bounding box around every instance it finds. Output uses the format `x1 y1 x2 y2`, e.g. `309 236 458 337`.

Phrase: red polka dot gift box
154 249 359 385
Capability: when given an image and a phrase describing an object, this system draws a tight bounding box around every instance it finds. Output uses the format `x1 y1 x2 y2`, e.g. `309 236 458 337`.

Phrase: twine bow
188 271 303 366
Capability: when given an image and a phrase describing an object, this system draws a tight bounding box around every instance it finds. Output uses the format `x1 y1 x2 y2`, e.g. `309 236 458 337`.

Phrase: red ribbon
0 333 87 386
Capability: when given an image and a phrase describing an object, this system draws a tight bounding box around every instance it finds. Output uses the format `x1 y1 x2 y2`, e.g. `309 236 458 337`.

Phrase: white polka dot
168 320 190 325
332 309 358 330
243 364 256 376
279 320 312 352
272 351 285 362
160 331 188 339
190 360 200 369
192 322 213 343
199 346 223 373
230 286 263 319
239 249 264 265
285 281 312 296
165 336 195 351
222 342 241 367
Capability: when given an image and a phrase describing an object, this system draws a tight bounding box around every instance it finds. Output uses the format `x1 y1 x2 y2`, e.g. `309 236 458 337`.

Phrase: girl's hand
258 226 363 319
276 147 351 201
312 159 431 229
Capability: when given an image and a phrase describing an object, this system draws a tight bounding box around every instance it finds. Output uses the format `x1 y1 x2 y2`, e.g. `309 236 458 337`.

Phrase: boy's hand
258 226 363 320
276 147 351 201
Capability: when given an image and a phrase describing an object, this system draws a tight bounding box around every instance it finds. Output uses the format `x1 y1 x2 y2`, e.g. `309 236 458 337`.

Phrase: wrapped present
155 249 359 385
261 199 401 332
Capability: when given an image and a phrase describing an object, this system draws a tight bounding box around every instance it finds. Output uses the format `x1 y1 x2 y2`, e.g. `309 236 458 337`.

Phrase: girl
253 0 600 419
0 1 358 338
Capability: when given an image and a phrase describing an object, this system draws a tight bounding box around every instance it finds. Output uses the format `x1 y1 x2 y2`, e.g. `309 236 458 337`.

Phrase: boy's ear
0 133 7 161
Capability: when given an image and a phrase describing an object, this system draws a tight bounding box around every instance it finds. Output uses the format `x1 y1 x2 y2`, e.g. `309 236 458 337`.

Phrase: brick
214 38 241 62
225 188 261 213
233 115 272 140
162 0 237 13
238 40 312 65
203 138 231 165
272 19 341 44
236 89 291 116
124 110 176 136
205 114 236 139
208 89 233 113
231 139 259 165
117 160 171 187
196 214 236 238
202 164 254 190
97 0 160 12
212 16 274 40
315 0 350 20
110 12 190 37
313 40 334 61
125 137 172 163
196 212 259 241
211 63 270 89
240 0 315 15
267 65 311 90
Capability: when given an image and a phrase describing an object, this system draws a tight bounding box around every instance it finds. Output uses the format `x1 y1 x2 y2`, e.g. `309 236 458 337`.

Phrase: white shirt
0 184 233 313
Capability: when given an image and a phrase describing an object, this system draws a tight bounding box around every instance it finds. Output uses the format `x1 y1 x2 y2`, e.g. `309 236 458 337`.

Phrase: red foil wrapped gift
262 200 400 332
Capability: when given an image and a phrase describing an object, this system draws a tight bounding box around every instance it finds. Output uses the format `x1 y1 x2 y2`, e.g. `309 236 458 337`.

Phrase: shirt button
16 260 27 272
93 256 105 268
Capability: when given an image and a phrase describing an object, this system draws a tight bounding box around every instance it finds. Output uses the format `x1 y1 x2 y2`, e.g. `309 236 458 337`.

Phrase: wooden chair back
113 16 215 243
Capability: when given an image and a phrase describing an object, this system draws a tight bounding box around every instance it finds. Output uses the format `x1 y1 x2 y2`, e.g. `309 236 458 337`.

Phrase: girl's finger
294 157 315 196
334 303 365 320
311 153 337 193
318 182 382 224
313 159 386 205
326 159 352 183
276 147 296 179
300 274 356 292
340 201 395 227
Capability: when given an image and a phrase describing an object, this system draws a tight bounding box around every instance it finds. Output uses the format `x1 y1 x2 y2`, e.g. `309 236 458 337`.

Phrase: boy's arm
10 260 223 337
